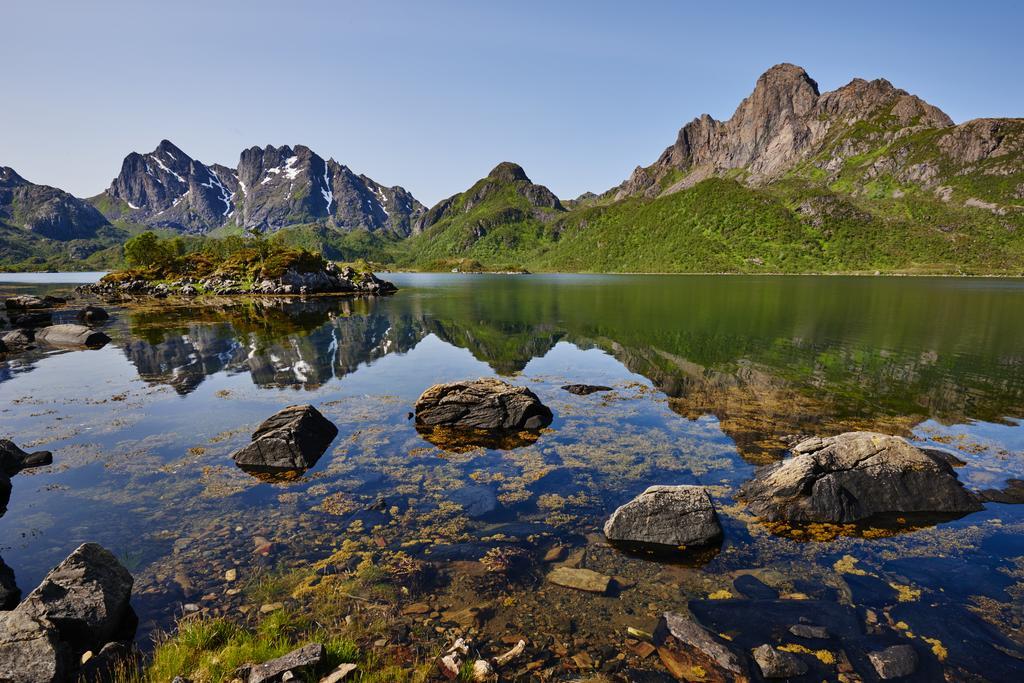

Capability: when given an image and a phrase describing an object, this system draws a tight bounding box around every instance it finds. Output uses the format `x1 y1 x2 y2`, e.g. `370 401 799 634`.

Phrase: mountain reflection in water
105 275 1024 462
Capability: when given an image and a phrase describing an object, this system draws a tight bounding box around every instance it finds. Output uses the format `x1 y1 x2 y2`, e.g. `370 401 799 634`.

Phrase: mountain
0 166 127 270
402 162 565 268
610 63 1020 206
3 64 1022 273
95 140 424 237
1 166 109 240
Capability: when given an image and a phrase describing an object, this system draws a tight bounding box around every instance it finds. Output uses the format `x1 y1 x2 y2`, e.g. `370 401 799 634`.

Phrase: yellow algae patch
922 637 948 661
833 555 868 575
890 582 922 602
777 643 835 665
708 590 733 600
894 621 910 630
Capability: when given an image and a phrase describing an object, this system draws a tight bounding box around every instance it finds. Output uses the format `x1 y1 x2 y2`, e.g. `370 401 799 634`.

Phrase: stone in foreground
739 432 982 523
0 543 134 683
415 378 553 430
546 566 612 594
868 644 918 679
243 642 325 683
603 485 722 549
34 324 111 349
752 643 808 678
231 405 338 471
654 612 745 675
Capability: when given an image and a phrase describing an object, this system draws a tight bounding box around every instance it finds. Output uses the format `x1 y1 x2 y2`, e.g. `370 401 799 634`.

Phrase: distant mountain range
2 64 1022 273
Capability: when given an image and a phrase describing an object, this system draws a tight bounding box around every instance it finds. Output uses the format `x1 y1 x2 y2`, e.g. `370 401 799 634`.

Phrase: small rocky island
75 231 396 299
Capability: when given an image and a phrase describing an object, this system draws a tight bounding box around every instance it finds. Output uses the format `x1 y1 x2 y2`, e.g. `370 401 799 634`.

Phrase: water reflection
86 276 1024 466
2 274 1024 675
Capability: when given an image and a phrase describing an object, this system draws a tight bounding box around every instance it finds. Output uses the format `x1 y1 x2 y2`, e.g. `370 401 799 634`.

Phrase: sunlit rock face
739 432 982 524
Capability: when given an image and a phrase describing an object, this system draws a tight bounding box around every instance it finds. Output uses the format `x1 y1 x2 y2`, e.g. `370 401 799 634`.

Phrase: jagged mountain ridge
613 63 1022 206
98 140 425 236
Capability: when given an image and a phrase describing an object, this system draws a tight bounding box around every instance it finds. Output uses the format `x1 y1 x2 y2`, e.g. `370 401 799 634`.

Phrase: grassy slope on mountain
530 176 1022 274
396 175 561 271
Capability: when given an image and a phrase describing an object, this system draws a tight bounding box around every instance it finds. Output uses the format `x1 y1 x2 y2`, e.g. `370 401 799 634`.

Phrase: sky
2 0 1022 206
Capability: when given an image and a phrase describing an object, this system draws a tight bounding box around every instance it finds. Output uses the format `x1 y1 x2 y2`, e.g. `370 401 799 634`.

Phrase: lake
2 273 1024 678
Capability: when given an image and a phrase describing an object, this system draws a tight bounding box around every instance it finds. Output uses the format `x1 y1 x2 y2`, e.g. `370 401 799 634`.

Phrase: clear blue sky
3 0 1021 205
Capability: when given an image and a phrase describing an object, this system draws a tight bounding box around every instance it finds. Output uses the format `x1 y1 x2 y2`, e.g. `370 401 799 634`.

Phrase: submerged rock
739 432 982 523
546 566 612 594
868 644 918 679
752 643 808 678
231 405 338 472
603 485 722 550
34 324 111 349
654 612 745 675
561 383 612 395
414 378 553 431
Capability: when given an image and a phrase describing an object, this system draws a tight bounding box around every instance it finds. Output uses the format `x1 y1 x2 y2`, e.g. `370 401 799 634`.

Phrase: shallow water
2 273 1024 677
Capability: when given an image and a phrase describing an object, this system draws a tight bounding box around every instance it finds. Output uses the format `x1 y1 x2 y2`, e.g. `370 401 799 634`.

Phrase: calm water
2 273 1024 677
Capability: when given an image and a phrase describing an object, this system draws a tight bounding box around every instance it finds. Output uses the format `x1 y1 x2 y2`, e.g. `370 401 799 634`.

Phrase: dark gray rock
1 329 33 349
244 642 324 683
0 555 19 609
5 295 48 310
788 623 829 639
868 644 918 679
739 432 982 523
561 384 612 395
77 305 109 323
12 312 52 328
0 543 134 682
603 485 722 549
414 378 553 430
450 485 498 518
232 405 338 471
0 610 68 683
1 439 53 476
35 324 111 349
752 643 808 678
17 543 134 651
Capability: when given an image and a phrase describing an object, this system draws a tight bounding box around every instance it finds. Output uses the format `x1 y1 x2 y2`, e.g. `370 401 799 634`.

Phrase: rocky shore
75 263 396 300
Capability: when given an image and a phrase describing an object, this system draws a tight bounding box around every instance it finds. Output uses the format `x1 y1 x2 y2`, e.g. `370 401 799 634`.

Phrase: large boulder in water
739 432 982 523
16 543 134 649
231 405 338 472
1 439 53 477
603 485 722 549
414 378 553 431
0 610 68 683
0 543 135 683
34 324 110 349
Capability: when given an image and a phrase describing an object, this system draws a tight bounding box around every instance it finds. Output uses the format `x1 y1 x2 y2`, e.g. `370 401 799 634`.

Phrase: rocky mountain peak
617 64 958 199
489 161 530 184
0 167 28 188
